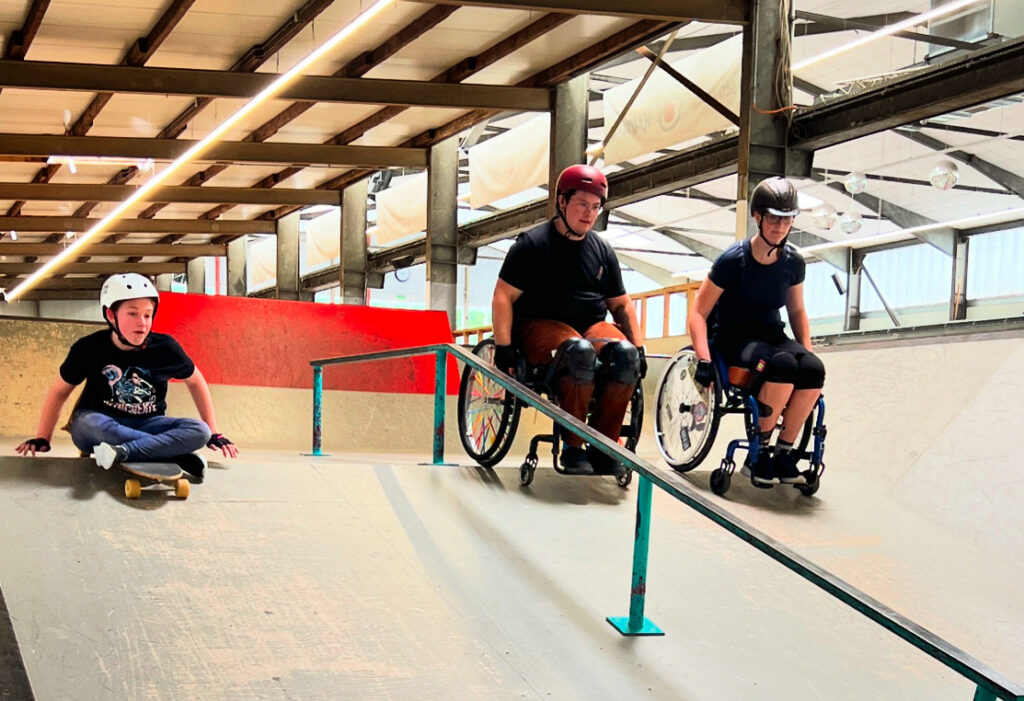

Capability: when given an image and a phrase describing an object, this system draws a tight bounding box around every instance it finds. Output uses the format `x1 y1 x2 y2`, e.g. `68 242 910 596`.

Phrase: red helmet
556 164 608 202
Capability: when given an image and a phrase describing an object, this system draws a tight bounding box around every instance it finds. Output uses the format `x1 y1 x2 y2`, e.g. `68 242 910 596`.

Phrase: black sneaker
586 445 626 476
172 453 208 482
741 450 778 487
773 450 806 484
559 446 594 475
93 442 129 470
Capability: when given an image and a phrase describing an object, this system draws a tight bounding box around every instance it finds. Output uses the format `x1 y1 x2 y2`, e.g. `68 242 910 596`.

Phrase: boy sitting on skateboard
15 273 238 479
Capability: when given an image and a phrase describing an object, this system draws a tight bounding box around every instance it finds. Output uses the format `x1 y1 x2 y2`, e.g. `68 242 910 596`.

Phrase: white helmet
100 273 159 312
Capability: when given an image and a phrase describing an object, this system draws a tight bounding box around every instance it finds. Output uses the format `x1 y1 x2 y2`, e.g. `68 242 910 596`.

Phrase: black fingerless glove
693 359 715 388
492 344 518 376
637 346 648 380
24 438 50 452
207 433 234 449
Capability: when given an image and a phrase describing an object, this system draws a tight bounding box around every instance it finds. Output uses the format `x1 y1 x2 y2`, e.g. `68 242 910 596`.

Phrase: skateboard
118 461 191 500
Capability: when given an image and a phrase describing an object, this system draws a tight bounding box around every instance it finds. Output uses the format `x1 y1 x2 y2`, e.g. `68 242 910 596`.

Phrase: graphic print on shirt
101 365 157 415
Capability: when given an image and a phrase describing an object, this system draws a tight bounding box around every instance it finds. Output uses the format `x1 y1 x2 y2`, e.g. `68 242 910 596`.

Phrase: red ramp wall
153 293 459 394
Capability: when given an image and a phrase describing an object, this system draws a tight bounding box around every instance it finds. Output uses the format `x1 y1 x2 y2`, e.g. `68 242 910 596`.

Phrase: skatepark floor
0 443 1021 701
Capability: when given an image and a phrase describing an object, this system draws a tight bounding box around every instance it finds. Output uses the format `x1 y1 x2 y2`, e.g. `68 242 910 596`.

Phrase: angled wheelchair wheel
655 348 722 472
458 339 521 468
621 383 644 453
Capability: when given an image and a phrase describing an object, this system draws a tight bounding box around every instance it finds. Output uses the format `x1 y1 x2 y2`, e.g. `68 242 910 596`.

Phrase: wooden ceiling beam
420 0 747 24
0 182 342 206
0 217 274 234
0 243 225 257
0 59 549 111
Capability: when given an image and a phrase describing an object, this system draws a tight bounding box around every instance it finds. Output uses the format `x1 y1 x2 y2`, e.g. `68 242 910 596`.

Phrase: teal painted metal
311 365 323 456
974 686 998 701
607 474 663 636
309 343 1024 701
433 349 446 465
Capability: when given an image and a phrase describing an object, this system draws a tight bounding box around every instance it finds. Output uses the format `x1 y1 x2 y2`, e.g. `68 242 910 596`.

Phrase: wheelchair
653 346 826 497
457 338 643 489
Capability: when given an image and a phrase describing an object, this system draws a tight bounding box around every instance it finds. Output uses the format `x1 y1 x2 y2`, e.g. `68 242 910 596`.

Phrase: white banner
375 173 427 245
469 113 550 210
247 237 276 290
603 35 742 166
304 208 341 270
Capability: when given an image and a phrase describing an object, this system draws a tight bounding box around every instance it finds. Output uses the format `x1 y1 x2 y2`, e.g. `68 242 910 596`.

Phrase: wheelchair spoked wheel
654 348 722 472
457 339 521 468
613 384 644 488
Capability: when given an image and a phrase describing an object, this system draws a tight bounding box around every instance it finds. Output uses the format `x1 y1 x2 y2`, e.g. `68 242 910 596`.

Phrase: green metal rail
310 342 1023 701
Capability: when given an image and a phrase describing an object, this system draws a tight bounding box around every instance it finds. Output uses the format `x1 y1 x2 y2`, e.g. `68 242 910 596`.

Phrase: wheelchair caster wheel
520 454 538 487
710 467 731 496
615 470 632 488
797 469 820 497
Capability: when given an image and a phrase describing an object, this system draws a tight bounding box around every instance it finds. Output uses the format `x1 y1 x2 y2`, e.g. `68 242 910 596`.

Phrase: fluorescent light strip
793 0 985 71
4 0 395 303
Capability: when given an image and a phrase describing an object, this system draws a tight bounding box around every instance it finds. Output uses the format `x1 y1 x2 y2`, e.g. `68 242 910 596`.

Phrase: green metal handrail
310 342 1023 701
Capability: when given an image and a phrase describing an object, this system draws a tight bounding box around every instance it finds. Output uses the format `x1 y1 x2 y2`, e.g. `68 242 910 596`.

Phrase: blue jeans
71 410 211 462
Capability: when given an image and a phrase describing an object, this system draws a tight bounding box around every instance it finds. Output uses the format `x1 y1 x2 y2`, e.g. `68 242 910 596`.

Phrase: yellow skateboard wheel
174 478 190 499
125 480 142 499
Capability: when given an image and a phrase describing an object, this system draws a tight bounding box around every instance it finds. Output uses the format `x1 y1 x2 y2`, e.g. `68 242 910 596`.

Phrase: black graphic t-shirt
499 220 626 334
60 330 196 419
707 239 806 338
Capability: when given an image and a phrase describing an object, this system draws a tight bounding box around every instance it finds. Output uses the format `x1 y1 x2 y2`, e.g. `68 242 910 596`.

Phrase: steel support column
426 137 459 328
736 0 796 240
548 74 588 218
276 211 302 301
845 250 864 332
951 233 969 321
227 236 247 297
186 257 206 294
341 180 369 305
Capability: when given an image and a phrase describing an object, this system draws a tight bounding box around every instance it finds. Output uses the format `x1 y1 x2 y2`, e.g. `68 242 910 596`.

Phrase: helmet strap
105 306 150 349
756 220 786 258
555 194 587 241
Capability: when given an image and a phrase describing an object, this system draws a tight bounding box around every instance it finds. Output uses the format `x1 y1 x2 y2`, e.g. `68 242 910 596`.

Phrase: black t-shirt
60 330 196 419
707 239 805 338
499 221 626 334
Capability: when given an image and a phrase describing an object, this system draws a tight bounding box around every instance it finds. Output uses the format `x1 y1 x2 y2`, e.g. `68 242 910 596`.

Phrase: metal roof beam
0 59 551 112
0 217 274 234
792 37 1024 151
0 182 342 206
0 134 427 169
420 0 747 24
0 243 225 257
0 262 185 275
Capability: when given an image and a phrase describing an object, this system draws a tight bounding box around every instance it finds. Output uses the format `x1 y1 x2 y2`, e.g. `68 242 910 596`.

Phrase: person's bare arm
785 283 812 350
184 367 238 458
606 294 643 347
687 278 724 361
15 378 76 455
491 279 522 347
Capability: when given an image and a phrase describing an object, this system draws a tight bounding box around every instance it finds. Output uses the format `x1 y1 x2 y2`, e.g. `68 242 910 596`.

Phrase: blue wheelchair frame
706 348 827 496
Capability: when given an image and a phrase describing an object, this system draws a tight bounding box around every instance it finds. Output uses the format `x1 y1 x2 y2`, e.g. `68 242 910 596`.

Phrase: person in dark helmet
491 164 646 476
687 176 826 487
15 273 238 480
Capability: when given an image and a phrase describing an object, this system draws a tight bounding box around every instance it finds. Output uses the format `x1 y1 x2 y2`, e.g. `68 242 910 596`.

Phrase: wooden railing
455 281 701 344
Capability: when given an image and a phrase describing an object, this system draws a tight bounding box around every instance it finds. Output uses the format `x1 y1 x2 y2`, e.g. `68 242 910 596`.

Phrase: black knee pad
554 338 596 384
596 340 640 385
794 352 826 390
763 351 798 385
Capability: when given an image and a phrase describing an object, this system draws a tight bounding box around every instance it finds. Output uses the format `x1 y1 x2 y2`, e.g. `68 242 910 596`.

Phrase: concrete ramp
1 330 1023 700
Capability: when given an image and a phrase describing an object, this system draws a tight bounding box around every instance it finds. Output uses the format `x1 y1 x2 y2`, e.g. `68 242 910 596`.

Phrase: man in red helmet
491 164 645 476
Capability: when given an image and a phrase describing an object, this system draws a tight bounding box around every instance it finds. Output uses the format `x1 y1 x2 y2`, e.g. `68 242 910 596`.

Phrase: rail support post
311 365 324 456
433 349 446 465
607 474 664 636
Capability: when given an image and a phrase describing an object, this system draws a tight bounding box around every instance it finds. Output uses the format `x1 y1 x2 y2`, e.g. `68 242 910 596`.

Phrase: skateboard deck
118 461 189 500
